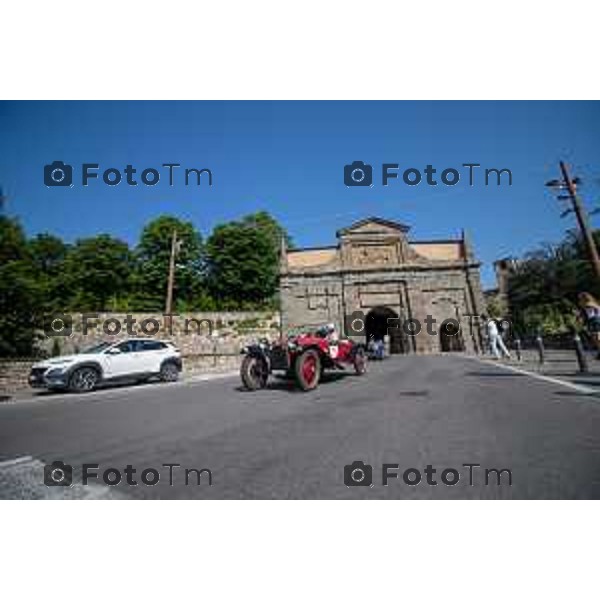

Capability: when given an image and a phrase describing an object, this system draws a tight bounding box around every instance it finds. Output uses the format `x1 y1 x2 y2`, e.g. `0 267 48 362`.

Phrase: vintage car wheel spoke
303 354 317 383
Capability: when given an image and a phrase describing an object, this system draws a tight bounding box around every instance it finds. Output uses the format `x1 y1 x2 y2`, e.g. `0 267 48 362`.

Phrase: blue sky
1 100 599 288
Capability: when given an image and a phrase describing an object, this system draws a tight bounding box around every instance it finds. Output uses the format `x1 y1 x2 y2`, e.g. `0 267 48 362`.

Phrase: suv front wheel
68 366 99 393
159 361 179 383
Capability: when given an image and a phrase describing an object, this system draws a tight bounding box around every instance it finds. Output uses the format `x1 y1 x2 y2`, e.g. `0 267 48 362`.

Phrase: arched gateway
279 217 485 354
366 307 407 354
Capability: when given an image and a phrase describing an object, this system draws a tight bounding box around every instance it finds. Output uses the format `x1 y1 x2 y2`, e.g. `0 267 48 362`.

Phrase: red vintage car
240 327 367 391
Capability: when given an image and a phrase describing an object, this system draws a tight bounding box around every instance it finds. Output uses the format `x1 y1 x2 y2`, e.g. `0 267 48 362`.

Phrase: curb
0 369 241 405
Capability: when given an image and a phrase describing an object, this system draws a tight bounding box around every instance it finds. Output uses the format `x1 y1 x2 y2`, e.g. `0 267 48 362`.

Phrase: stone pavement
478 348 600 394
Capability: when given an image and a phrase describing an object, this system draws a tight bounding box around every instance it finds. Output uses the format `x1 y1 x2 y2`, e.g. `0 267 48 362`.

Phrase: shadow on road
572 377 600 388
466 370 525 378
554 390 600 398
26 378 172 399
235 371 354 393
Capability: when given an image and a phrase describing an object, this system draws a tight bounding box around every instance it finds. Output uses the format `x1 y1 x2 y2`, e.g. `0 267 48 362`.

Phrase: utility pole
546 161 600 281
165 229 178 316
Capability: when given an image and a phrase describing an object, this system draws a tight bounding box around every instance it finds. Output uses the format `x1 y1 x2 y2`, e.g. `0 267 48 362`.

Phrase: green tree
28 233 70 313
506 231 600 335
205 218 279 307
28 233 68 275
0 215 29 263
132 215 204 311
241 211 293 251
62 235 132 311
0 217 42 356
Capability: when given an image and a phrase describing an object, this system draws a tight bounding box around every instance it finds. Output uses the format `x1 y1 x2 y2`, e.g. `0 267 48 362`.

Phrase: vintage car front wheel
294 349 321 391
240 355 269 391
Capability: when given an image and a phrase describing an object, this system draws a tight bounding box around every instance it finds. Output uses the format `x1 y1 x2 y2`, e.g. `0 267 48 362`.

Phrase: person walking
578 292 600 358
484 315 511 359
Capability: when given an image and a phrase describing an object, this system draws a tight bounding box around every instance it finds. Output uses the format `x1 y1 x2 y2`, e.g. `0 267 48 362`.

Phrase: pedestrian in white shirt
485 316 511 359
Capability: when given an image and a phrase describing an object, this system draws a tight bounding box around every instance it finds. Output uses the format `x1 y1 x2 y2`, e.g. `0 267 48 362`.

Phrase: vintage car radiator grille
269 346 289 370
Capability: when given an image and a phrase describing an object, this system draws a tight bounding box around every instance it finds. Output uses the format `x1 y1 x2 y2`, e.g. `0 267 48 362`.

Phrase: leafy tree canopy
0 216 29 263
133 215 204 311
241 211 293 251
506 231 600 335
28 233 68 275
0 211 290 355
62 235 132 311
0 218 42 355
206 216 279 306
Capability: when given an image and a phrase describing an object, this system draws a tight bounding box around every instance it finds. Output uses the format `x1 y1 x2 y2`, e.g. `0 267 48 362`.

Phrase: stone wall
0 360 33 397
282 267 484 354
0 311 281 395
39 311 281 356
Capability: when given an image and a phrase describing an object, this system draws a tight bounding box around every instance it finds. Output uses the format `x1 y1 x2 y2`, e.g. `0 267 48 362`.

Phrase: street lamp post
546 161 600 281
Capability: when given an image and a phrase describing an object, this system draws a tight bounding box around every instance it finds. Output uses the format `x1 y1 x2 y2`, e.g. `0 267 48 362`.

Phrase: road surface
0 354 598 498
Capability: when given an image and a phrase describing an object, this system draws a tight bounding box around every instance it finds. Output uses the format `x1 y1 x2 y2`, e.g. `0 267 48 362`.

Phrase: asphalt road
0 354 599 499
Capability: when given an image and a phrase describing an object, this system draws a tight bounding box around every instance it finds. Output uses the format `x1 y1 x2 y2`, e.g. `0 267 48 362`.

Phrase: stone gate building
280 217 485 354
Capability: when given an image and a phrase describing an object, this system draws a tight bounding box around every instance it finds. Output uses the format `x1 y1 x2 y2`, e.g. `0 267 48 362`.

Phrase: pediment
337 217 411 237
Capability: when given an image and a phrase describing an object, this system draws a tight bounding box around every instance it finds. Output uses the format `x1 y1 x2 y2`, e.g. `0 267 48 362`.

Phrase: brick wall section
0 359 34 396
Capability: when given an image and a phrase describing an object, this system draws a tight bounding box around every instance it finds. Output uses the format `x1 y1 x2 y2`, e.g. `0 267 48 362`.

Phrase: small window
116 341 136 353
139 340 166 351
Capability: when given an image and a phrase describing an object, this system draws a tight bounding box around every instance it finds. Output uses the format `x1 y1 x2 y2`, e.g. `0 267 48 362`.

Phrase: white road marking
0 455 35 467
467 355 599 397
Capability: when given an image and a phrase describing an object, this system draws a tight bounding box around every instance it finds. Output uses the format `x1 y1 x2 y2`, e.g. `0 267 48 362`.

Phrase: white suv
29 338 182 393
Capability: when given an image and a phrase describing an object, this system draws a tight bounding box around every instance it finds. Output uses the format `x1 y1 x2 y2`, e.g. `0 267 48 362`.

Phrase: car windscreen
80 341 114 354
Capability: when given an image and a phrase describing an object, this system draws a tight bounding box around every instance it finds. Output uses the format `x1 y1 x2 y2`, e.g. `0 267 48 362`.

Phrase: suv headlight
46 366 67 377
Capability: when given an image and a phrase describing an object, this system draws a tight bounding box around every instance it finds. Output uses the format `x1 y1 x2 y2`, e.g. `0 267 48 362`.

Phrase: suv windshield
80 341 114 354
